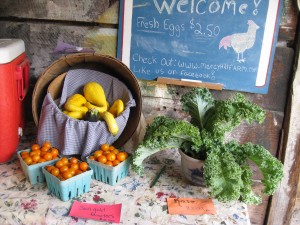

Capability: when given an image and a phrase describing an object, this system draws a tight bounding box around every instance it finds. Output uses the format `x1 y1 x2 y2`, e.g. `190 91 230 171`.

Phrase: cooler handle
16 58 30 101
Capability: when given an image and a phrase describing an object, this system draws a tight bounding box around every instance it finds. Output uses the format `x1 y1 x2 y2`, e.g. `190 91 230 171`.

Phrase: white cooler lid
0 39 25 64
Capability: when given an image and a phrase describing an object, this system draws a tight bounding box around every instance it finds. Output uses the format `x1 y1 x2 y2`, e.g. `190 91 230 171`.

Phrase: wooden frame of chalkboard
117 0 283 94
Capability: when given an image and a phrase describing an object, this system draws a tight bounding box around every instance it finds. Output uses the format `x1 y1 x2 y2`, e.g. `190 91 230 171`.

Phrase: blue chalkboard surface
117 0 283 94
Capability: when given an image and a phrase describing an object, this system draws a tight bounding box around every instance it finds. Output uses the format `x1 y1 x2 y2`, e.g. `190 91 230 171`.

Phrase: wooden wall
0 1 299 224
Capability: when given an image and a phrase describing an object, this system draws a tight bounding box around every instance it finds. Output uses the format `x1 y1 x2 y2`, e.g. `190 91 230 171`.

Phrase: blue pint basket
86 154 131 186
17 149 60 185
42 165 93 201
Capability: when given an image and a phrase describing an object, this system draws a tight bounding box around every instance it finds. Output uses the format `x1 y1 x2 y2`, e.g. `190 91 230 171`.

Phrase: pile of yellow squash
63 82 124 136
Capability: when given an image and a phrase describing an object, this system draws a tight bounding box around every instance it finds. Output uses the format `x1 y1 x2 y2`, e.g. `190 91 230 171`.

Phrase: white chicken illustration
219 20 259 63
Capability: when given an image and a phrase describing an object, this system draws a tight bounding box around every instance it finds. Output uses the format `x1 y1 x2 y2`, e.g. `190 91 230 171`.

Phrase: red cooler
0 39 29 162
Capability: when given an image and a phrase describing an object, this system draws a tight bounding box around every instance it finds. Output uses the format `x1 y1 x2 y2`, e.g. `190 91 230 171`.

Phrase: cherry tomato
112 159 120 166
103 150 111 155
51 168 60 176
31 144 40 151
97 155 107 164
70 163 79 171
55 160 65 168
108 145 115 151
93 150 103 159
38 158 46 163
21 151 29 159
43 141 52 149
43 153 53 161
79 162 89 171
46 165 55 173
60 165 69 173
101 144 110 151
60 157 69 165
111 149 119 155
69 168 76 176
116 152 128 162
32 154 40 162
105 161 113 166
69 157 78 164
62 171 73 179
23 156 33 165
88 155 96 160
106 153 116 161
50 148 59 157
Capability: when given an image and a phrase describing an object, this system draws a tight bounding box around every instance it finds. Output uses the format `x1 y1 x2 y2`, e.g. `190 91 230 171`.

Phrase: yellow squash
108 99 124 117
102 111 119 136
64 94 88 113
83 82 107 107
85 101 107 113
63 111 85 119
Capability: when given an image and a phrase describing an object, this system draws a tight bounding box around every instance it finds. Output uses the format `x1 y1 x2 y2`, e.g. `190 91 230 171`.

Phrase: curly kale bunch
132 88 283 205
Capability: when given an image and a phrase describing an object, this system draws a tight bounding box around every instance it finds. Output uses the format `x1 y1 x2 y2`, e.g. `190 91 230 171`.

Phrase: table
0 122 250 225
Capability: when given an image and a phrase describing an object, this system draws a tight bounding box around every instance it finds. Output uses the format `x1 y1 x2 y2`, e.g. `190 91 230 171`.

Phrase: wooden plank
266 34 300 225
156 77 223 90
0 0 118 24
0 0 297 40
278 0 299 43
0 22 118 80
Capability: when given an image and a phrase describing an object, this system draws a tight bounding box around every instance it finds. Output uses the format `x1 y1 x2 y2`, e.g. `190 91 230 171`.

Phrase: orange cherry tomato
23 156 33 165
51 168 60 176
103 150 111 155
21 151 29 159
101 144 110 151
112 159 120 166
38 158 46 163
31 144 40 151
32 154 40 162
60 157 69 165
106 152 116 161
50 148 59 157
69 168 76 176
43 141 52 149
97 155 107 164
93 150 103 159
105 161 113 166
69 157 79 164
43 153 53 161
88 155 96 160
55 160 65 168
41 146 50 152
79 162 89 171
116 152 128 162
108 145 115 151
46 165 55 173
111 149 119 155
62 171 73 179
60 165 69 173
70 163 79 171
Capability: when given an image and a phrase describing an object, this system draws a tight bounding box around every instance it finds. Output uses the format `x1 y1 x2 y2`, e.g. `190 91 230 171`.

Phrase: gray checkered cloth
37 69 136 160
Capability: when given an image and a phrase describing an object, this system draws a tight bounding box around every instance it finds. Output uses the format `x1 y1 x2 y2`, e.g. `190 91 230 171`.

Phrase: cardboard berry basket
17 149 61 185
86 154 132 186
42 163 93 202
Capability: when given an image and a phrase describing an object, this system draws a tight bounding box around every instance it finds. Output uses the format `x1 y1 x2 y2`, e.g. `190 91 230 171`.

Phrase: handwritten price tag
69 201 122 223
167 198 216 215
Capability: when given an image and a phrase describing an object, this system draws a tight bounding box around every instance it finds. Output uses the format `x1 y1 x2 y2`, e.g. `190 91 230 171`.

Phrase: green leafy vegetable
131 87 284 204
132 116 201 176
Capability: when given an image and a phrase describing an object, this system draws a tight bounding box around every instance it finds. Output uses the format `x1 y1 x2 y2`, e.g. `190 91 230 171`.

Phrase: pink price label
69 201 122 223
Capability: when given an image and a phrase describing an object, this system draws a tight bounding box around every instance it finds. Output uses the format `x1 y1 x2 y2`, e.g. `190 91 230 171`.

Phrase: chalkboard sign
117 0 283 94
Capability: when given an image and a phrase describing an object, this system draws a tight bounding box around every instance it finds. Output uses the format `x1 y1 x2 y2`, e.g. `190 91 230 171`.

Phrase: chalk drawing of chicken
219 20 259 63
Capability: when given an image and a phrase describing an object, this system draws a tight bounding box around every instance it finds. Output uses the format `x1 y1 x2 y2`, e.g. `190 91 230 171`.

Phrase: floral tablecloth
0 123 250 225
